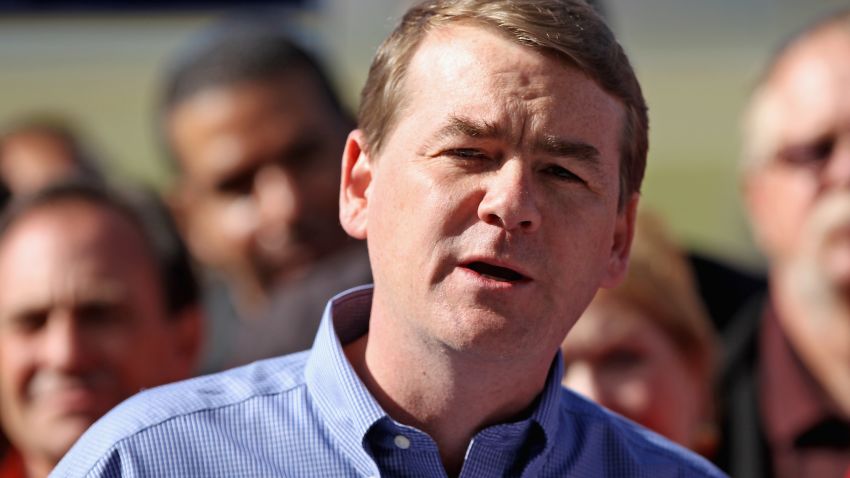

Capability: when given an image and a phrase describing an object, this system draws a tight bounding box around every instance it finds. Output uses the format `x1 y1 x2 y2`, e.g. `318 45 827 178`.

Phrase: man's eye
78 303 120 327
6 311 48 334
445 149 488 160
543 164 584 183
217 172 255 195
777 138 834 168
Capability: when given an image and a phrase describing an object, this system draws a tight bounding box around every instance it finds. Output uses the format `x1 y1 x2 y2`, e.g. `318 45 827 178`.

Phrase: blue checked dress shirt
52 285 726 477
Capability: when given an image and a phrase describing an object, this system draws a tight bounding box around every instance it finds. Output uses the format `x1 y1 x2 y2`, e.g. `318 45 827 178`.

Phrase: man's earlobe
600 193 640 289
339 130 372 240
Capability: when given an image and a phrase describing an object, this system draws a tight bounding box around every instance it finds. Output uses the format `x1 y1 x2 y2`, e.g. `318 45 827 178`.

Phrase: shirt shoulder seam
562 407 720 476
78 380 309 476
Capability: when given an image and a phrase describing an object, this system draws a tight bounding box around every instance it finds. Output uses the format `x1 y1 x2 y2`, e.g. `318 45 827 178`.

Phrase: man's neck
343 313 553 477
22 451 54 478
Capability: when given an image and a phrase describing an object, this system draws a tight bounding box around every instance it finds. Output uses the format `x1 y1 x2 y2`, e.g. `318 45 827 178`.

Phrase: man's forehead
0 272 128 316
0 204 149 309
171 68 341 128
0 202 147 266
170 77 339 180
412 24 613 105
778 34 850 88
397 23 623 156
761 31 850 143
409 23 558 84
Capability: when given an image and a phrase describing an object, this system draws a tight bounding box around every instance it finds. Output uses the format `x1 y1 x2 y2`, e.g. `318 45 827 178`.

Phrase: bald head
742 11 850 173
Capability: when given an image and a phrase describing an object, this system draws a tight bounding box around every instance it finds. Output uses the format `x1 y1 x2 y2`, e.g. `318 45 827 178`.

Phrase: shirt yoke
53 351 312 477
557 388 724 477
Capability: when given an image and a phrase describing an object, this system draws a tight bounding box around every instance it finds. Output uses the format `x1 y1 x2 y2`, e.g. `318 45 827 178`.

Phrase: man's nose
42 312 90 372
254 165 301 228
822 135 850 190
477 159 541 233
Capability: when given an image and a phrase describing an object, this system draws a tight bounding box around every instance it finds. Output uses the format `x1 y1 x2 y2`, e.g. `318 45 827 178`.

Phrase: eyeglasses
775 136 837 170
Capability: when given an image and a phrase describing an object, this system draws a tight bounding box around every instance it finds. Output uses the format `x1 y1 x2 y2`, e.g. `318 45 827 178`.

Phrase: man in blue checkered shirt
53 1 727 476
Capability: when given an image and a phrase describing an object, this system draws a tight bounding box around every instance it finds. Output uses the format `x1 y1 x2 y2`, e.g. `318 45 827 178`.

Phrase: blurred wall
0 0 846 267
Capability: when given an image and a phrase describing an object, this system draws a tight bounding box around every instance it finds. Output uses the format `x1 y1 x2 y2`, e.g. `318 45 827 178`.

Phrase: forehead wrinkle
434 115 505 143
430 99 532 145
0 248 127 325
427 112 604 175
62 266 128 307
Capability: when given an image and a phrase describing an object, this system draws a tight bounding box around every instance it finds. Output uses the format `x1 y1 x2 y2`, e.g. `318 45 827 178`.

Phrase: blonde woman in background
561 211 719 458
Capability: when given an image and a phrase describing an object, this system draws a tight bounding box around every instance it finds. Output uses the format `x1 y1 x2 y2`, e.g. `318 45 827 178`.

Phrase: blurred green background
1 0 847 269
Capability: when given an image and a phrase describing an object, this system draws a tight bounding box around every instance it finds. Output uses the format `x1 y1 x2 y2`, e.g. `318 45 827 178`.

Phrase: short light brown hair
358 0 648 206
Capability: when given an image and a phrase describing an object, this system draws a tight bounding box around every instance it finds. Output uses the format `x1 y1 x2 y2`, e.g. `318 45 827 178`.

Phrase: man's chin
254 230 351 285
25 414 98 465
427 304 550 361
38 407 102 431
33 384 114 415
783 227 850 309
258 250 318 286
26 393 114 447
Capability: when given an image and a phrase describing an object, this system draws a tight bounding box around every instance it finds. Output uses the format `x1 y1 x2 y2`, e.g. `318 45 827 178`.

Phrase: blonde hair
596 211 717 382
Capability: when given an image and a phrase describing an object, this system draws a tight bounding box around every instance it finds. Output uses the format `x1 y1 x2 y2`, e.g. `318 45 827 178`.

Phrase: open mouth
464 261 528 283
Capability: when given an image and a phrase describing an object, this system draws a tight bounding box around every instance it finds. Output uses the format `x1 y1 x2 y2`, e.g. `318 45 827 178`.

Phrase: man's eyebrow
535 135 601 164
429 116 602 166
433 115 504 142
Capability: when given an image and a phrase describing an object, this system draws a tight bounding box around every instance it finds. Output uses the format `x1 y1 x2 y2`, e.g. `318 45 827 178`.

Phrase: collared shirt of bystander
760 303 850 477
52 286 724 478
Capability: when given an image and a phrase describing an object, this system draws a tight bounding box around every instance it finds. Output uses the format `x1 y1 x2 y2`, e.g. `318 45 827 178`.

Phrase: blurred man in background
0 182 201 478
0 117 104 198
721 9 850 477
161 16 370 372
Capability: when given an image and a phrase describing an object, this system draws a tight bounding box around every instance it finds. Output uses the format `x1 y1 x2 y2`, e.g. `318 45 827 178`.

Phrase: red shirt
0 448 25 478
759 304 850 478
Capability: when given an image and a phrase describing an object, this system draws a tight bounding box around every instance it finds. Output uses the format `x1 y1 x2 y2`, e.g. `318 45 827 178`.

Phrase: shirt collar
306 285 565 475
523 347 564 474
759 301 844 447
305 285 384 477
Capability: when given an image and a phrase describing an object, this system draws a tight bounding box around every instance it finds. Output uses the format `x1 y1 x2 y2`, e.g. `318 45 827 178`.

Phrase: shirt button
393 435 411 450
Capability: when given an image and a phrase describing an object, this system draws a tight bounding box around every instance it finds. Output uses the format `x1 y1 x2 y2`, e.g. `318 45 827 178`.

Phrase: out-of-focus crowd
0 3 848 478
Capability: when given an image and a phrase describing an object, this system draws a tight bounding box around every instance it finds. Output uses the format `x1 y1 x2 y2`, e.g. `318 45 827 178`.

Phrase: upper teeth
482 273 511 282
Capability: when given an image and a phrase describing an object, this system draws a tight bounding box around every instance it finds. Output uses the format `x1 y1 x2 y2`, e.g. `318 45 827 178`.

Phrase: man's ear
600 193 640 289
339 129 373 240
